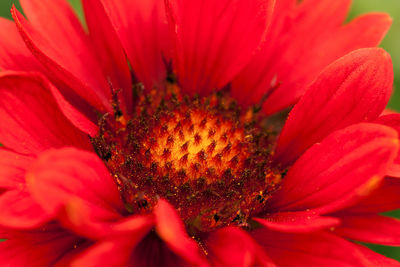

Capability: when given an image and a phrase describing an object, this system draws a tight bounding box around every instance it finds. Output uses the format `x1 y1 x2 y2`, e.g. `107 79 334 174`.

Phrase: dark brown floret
91 86 282 233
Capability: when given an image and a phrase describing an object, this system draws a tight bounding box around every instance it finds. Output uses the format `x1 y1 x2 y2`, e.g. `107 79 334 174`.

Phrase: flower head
0 0 400 266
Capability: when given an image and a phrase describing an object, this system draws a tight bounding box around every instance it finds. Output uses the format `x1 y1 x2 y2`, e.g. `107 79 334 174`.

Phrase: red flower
0 0 399 266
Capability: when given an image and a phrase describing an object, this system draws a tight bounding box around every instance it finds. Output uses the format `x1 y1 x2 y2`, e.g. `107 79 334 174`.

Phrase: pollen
91 86 283 233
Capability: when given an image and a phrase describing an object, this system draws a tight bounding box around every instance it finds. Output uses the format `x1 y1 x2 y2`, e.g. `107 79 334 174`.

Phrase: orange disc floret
92 86 283 233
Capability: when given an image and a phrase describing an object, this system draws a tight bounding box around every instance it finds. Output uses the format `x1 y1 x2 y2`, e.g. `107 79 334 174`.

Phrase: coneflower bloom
0 0 400 266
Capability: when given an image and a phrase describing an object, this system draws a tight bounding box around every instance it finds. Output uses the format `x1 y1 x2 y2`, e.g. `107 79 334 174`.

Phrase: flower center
92 84 283 233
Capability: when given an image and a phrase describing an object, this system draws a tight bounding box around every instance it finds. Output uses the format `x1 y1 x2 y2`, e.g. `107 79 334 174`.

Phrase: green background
0 0 400 261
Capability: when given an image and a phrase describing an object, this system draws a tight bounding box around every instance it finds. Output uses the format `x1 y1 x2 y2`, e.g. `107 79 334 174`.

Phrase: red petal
231 0 296 106
132 232 193 267
205 227 274 267
376 114 400 177
72 240 134 267
12 3 112 112
0 228 9 239
270 123 398 212
0 72 92 155
354 244 400 267
72 216 154 267
262 13 392 115
0 16 101 121
233 2 391 112
0 189 50 228
27 148 124 239
0 149 32 189
81 0 132 112
59 198 124 240
166 0 275 95
252 229 398 266
8 71 97 137
99 0 171 91
232 0 351 107
47 79 98 137
343 177 400 214
333 215 400 246
0 17 42 72
255 211 339 233
275 48 393 165
154 199 208 266
382 109 397 115
0 228 81 266
110 214 155 236
294 0 352 27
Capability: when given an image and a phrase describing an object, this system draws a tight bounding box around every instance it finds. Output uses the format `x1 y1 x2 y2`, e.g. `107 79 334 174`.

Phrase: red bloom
0 0 399 266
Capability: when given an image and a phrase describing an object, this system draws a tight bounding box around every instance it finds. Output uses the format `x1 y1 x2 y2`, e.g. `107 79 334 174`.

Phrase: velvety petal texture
48 83 98 137
260 12 392 115
326 177 400 249
252 229 400 266
154 199 208 266
255 211 339 233
333 215 400 246
0 189 50 228
0 227 83 267
82 0 133 112
0 149 31 189
270 123 398 212
26 148 125 239
0 72 92 155
376 114 400 177
71 216 155 266
166 0 275 95
0 18 43 72
99 0 171 91
232 0 391 114
12 1 112 112
343 177 400 214
275 48 393 165
205 227 274 267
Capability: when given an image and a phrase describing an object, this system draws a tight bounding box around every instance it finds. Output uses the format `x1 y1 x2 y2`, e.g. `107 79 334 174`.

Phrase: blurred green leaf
68 0 84 24
0 0 21 19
